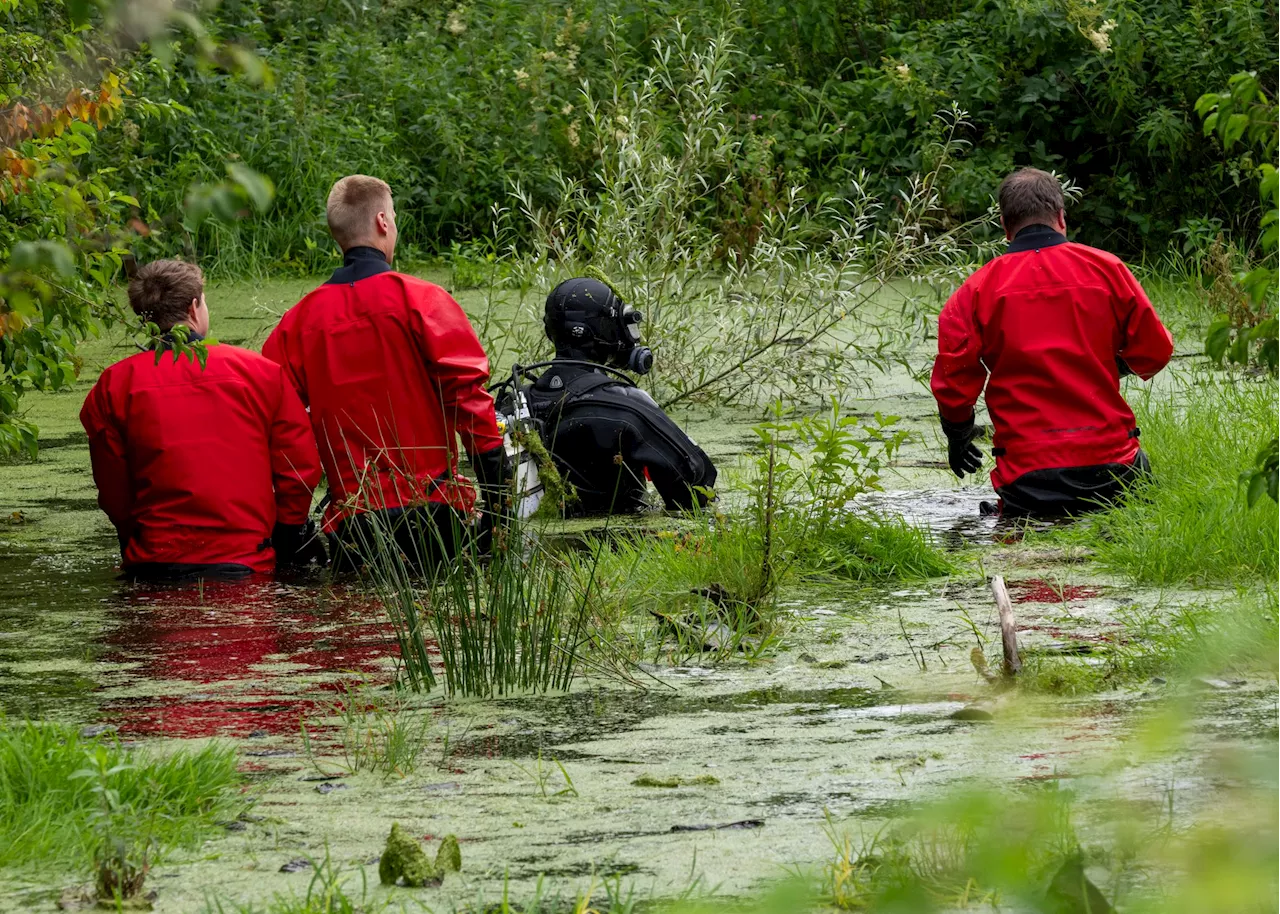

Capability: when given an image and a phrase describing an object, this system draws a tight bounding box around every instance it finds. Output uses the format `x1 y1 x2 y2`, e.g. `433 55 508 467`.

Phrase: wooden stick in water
990 575 1021 677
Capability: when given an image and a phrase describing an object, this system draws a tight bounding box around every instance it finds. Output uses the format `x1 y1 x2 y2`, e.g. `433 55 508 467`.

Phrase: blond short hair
326 175 393 249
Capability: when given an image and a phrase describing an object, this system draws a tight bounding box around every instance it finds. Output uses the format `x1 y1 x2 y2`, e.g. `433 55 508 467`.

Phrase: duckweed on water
631 774 720 788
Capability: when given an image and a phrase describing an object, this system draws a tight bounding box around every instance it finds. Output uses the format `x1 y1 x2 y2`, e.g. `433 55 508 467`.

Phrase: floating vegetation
377 823 461 888
632 774 720 788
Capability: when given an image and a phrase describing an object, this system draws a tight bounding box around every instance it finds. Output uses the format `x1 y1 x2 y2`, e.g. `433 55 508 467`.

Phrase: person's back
81 261 322 577
263 176 507 565
931 168 1173 516
268 263 495 523
522 278 717 515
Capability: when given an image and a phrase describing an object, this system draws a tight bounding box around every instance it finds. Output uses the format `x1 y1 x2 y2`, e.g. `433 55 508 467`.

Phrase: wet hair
127 260 204 331
326 175 393 250
997 168 1065 232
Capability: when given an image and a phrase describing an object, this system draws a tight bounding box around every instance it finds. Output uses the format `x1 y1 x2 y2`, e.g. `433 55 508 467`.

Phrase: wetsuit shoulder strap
529 371 621 418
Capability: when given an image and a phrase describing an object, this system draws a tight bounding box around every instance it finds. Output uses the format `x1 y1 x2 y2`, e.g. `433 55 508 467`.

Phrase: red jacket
262 249 503 530
931 226 1174 489
80 343 322 572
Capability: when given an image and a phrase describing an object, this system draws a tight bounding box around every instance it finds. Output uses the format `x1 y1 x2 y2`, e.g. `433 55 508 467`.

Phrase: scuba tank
495 364 545 520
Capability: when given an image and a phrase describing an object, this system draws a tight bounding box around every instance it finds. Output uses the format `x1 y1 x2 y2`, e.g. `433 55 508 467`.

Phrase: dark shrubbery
103 0 1277 272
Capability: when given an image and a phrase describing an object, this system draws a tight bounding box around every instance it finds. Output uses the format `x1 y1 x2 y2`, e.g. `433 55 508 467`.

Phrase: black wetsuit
524 362 717 515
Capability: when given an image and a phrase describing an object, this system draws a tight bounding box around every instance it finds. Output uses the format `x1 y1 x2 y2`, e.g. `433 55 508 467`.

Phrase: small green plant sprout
378 824 461 888
514 751 579 799
69 746 156 909
301 679 432 780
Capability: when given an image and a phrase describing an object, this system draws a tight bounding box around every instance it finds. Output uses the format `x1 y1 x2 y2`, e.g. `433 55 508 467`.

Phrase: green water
0 273 1273 912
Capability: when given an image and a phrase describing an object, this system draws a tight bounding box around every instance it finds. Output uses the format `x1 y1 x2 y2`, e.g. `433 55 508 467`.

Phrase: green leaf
1246 471 1266 508
227 163 275 213
1222 113 1249 149
1204 319 1232 363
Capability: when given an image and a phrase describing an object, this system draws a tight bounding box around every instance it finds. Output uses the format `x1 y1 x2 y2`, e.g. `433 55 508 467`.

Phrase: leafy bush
99 0 1277 271
0 1 271 455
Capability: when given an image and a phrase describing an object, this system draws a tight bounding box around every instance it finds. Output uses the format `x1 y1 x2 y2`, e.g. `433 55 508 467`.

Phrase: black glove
940 412 983 479
273 520 328 568
1116 356 1134 378
471 444 514 524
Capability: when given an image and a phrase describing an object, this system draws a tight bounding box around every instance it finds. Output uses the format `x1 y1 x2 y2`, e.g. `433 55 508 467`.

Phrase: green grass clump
1076 375 1278 585
1020 591 1279 696
794 513 955 582
0 719 242 872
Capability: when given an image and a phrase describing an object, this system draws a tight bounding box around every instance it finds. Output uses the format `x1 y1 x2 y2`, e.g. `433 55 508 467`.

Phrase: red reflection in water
98 580 402 739
1009 579 1102 604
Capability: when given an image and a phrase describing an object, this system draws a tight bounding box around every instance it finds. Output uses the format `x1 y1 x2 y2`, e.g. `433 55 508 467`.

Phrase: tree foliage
0 0 271 455
1196 70 1278 507
101 0 1278 273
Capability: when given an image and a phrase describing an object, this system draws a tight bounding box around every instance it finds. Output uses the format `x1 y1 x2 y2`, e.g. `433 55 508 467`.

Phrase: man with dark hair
81 260 323 579
263 176 509 570
931 167 1174 517
514 277 717 515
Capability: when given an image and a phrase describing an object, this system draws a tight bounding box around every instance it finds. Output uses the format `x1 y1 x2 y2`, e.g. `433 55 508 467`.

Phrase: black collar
1006 224 1068 254
325 246 393 285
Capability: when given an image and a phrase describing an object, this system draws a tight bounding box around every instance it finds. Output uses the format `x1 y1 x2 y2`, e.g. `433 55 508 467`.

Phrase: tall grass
0 719 242 872
355 514 597 698
1078 374 1278 585
426 541 591 697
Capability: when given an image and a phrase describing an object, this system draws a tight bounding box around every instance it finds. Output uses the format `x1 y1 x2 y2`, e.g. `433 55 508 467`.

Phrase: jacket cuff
938 410 976 442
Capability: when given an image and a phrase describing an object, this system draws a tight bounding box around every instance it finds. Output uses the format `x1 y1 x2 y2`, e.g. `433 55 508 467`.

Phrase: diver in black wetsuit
514 278 718 515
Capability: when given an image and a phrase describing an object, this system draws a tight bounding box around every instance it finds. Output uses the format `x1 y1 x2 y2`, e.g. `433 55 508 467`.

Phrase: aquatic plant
300 679 433 780
753 402 952 582
354 510 599 698
0 719 241 873
203 846 384 914
583 403 949 667
514 751 579 800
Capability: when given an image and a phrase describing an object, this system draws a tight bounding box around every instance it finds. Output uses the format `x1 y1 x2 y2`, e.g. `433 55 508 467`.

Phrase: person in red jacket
80 260 324 579
931 168 1174 517
263 175 509 572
